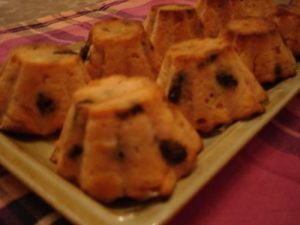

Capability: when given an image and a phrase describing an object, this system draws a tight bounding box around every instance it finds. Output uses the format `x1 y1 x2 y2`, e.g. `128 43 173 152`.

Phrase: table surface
0 0 102 25
0 0 299 225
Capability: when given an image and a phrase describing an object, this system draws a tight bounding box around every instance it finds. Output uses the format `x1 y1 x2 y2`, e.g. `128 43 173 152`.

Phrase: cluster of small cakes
196 0 297 83
0 0 299 203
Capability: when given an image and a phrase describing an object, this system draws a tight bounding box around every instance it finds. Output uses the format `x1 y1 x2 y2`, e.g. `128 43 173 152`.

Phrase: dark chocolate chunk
159 140 187 165
117 104 144 120
216 71 238 88
274 63 282 80
53 49 77 55
36 93 55 115
130 104 144 115
150 43 154 51
168 71 186 104
117 151 125 161
209 53 218 63
186 9 195 18
68 145 83 159
80 42 90 61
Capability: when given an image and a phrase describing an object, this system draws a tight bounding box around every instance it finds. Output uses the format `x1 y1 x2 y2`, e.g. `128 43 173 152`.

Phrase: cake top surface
154 4 194 11
74 75 161 109
90 19 143 44
11 44 78 64
72 75 163 118
167 38 228 60
227 18 276 35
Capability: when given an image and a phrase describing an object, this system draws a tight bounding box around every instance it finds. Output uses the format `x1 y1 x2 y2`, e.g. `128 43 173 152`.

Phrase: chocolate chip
186 9 195 18
131 105 144 114
53 49 77 55
117 151 125 161
274 64 282 80
159 140 187 165
117 104 144 120
68 145 83 159
150 43 154 51
36 93 55 115
209 53 218 63
80 42 90 61
168 71 186 104
216 71 238 88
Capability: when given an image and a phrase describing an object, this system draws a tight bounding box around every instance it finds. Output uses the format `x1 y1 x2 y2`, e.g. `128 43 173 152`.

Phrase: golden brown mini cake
53 75 202 202
272 5 300 57
0 44 90 136
225 18 296 83
196 0 275 37
144 4 203 60
83 19 159 80
157 38 267 133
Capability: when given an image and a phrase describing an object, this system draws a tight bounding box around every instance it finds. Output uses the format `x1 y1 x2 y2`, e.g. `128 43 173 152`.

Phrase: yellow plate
0 68 299 225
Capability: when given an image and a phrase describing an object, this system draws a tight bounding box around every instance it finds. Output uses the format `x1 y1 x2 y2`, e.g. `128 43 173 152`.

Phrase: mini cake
272 5 300 57
144 4 203 60
225 18 296 83
157 38 267 133
196 0 275 37
52 75 202 202
0 44 90 136
83 19 159 80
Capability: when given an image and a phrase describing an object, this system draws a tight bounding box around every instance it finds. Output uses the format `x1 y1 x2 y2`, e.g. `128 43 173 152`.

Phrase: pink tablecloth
170 95 300 225
0 1 299 225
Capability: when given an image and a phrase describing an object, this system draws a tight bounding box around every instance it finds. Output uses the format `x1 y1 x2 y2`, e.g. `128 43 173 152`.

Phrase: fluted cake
52 75 202 202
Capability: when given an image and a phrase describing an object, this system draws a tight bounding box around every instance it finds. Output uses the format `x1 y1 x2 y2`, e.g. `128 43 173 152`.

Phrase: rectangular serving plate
0 68 299 225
